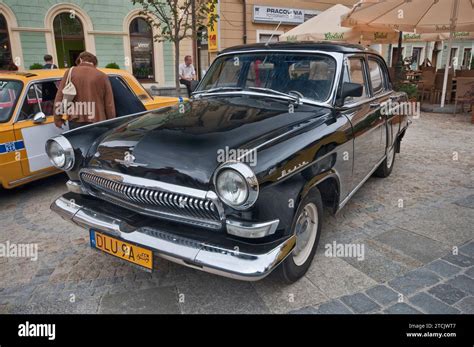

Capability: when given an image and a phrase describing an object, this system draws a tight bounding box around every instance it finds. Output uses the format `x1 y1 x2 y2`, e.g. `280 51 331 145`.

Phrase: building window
258 33 279 44
462 48 472 69
0 14 13 70
129 18 155 81
53 13 85 68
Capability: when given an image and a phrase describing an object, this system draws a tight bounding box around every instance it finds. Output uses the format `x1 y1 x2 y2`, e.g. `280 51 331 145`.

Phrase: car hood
88 96 329 190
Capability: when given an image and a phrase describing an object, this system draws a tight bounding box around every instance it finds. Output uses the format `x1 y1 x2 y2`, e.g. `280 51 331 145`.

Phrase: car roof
0 68 132 81
220 41 380 56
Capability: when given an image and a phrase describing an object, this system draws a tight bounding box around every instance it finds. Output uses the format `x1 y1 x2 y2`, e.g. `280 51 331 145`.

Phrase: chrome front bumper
51 194 295 281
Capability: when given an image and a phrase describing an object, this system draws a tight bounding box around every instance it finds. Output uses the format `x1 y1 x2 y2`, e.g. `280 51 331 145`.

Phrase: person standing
53 51 116 129
179 55 196 97
43 54 58 69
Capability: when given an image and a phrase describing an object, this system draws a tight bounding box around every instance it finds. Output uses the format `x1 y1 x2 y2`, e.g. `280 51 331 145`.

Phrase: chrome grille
80 170 223 229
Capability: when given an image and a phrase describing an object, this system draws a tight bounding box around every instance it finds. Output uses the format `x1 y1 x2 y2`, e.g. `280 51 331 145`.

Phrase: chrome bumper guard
51 194 295 281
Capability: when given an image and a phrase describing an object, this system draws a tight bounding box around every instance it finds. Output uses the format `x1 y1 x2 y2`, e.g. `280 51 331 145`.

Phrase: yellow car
0 68 180 189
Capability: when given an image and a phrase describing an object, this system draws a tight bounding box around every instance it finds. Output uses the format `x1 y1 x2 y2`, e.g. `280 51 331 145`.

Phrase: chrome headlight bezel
213 161 259 210
45 135 75 171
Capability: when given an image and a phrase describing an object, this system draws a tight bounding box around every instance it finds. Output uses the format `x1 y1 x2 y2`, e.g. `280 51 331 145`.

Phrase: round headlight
45 136 75 171
214 162 259 210
216 169 248 206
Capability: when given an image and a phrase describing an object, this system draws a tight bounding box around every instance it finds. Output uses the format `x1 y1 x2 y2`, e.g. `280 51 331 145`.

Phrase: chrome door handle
370 103 380 108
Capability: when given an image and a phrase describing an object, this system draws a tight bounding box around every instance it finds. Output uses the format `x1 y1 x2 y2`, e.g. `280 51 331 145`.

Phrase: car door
13 79 69 177
341 55 384 189
366 56 391 163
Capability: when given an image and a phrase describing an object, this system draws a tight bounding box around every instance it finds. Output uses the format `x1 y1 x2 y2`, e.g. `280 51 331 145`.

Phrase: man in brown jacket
54 51 116 129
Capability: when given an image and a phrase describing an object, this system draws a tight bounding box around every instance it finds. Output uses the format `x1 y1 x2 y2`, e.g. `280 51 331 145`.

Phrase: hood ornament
115 151 148 168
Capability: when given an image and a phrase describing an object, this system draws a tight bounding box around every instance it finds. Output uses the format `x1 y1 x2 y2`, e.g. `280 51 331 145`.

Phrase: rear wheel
276 189 323 283
374 142 396 178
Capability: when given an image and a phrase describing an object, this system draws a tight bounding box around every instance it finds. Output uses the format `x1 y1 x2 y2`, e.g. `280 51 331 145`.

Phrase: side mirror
33 112 47 124
337 82 364 106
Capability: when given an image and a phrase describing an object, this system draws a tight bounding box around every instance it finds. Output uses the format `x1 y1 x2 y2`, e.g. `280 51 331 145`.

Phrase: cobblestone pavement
0 112 473 314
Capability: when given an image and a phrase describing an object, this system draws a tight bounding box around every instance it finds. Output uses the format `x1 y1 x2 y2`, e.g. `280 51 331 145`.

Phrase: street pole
191 0 198 79
440 0 459 108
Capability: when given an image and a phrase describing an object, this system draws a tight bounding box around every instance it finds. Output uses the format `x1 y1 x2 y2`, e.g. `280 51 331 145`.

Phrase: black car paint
60 43 409 244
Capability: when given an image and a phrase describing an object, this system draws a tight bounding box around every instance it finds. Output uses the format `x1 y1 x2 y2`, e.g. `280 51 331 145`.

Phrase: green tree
132 0 218 92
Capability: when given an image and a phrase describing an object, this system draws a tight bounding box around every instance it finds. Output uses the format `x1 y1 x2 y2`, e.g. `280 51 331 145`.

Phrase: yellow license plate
89 230 153 270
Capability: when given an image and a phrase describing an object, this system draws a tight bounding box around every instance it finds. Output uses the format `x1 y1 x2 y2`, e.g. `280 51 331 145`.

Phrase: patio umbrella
341 0 474 107
280 4 399 44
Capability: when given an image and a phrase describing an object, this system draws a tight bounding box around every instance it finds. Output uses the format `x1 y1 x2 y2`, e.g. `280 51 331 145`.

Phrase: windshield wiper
192 86 243 96
247 87 302 104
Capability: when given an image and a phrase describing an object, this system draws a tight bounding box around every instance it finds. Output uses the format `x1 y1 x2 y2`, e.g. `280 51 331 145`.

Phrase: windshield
0 80 23 123
196 52 336 103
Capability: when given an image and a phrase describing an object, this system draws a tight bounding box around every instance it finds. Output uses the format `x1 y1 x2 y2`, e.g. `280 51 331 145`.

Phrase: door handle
370 102 380 108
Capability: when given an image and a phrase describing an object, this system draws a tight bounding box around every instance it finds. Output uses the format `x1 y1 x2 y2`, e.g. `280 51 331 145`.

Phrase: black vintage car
47 42 409 283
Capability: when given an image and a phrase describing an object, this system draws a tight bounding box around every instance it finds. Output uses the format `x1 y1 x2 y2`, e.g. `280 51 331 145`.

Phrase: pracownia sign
253 5 320 25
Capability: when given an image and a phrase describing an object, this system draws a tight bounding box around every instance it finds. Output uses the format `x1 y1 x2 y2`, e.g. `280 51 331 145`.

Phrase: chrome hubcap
387 145 395 169
293 202 318 266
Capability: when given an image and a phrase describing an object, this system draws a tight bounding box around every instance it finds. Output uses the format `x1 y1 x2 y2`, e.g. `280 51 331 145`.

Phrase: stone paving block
315 299 353 314
373 228 448 263
454 194 474 209
365 285 400 306
305 255 377 299
254 276 326 314
445 275 474 296
340 293 380 313
454 296 474 314
179 272 270 314
342 241 412 283
99 286 180 314
425 259 463 278
383 303 422 314
464 266 474 279
409 293 460 314
388 268 440 295
428 284 467 305
289 306 319 314
459 240 474 257
443 253 474 268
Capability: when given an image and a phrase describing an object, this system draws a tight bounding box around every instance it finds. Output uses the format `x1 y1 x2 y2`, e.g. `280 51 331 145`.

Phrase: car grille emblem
114 151 148 168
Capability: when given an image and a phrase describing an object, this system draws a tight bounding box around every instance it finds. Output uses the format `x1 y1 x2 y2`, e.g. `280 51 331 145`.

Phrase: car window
343 57 368 104
0 80 23 123
108 76 146 116
368 59 385 95
17 80 59 121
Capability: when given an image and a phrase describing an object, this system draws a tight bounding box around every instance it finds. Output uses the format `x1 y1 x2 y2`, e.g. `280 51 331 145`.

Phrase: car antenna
265 20 283 46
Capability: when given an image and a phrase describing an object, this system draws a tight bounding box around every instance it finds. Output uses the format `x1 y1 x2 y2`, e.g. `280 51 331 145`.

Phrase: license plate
89 230 153 270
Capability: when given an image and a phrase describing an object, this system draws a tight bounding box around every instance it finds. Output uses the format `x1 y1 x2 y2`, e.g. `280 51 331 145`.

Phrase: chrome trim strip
51 195 295 281
226 218 279 239
337 154 387 212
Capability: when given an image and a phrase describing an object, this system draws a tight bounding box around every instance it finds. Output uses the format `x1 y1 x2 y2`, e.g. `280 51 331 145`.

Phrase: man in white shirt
179 55 196 97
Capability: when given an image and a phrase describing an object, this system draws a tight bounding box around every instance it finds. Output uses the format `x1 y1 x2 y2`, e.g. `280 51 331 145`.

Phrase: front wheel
276 188 323 283
374 142 396 178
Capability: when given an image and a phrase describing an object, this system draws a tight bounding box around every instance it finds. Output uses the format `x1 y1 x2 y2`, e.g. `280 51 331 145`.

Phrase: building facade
0 0 195 87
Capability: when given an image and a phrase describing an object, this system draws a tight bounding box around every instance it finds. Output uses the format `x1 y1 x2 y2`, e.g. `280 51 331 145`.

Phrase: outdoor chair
432 71 454 104
453 77 474 115
416 70 436 103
